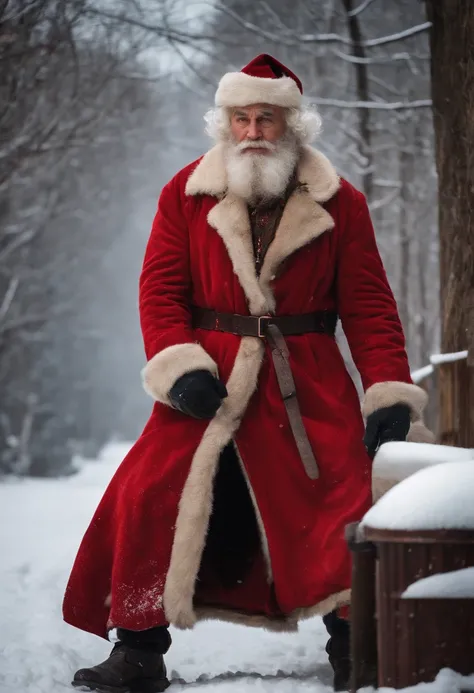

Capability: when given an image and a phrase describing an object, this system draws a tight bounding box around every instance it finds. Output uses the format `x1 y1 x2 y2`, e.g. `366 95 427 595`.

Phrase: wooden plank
345 523 378 692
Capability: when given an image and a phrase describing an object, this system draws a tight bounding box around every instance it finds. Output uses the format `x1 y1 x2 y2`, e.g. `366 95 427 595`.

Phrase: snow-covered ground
1 443 473 693
0 443 333 693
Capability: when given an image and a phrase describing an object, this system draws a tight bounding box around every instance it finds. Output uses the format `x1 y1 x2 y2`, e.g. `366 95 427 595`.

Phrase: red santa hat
215 54 303 109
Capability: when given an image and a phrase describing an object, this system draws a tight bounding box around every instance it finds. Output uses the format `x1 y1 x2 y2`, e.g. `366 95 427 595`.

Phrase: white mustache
236 140 276 153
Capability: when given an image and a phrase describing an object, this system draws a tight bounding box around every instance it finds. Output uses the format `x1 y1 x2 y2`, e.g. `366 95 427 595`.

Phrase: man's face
224 103 297 203
229 104 286 152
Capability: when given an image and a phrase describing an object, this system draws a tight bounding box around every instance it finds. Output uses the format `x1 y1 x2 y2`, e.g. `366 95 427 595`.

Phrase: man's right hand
168 369 228 419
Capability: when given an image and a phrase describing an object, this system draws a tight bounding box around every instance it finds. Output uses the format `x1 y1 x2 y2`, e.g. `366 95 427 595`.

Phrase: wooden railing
410 350 471 447
349 444 474 690
410 350 468 386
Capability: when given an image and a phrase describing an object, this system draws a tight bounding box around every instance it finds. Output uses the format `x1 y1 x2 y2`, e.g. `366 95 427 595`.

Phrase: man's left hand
363 403 411 459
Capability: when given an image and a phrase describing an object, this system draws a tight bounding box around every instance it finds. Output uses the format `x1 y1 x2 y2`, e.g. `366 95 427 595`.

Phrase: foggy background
1 0 438 477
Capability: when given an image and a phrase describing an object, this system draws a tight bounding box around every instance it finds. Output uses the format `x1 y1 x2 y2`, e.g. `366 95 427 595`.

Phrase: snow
362 668 474 692
363 460 474 531
402 568 474 600
372 441 474 482
311 97 431 110
410 350 468 383
411 364 434 384
1 442 473 693
0 443 334 693
430 351 468 365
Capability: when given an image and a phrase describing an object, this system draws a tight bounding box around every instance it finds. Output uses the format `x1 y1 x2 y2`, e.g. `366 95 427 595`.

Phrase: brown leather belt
191 306 337 339
191 306 338 480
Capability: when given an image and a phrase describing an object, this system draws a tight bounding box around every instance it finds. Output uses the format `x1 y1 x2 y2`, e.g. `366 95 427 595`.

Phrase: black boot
323 611 351 691
72 627 171 693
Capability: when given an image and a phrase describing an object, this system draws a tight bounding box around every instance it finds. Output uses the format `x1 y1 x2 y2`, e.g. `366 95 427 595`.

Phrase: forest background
0 0 458 476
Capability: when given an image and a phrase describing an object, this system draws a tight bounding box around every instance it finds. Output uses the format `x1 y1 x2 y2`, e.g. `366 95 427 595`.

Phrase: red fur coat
63 145 430 638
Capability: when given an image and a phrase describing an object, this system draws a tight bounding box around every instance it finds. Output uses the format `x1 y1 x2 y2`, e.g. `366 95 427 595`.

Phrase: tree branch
348 0 377 17
311 97 432 110
211 3 430 50
0 277 20 324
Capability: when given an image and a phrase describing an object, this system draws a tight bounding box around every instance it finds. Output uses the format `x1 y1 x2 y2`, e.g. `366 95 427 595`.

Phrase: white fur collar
185 144 340 316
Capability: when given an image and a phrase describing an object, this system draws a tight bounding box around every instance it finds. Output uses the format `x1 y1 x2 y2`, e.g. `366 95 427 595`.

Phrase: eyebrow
233 109 275 117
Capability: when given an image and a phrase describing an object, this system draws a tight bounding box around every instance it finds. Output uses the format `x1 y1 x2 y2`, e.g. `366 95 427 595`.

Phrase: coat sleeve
336 187 430 429
139 176 218 405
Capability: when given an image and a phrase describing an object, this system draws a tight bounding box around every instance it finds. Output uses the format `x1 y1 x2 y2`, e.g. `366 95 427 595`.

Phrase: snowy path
2 443 474 693
0 444 333 693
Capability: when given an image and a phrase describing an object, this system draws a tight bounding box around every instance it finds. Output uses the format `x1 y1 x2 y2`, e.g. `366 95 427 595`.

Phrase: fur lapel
185 144 340 317
258 186 335 311
208 194 271 315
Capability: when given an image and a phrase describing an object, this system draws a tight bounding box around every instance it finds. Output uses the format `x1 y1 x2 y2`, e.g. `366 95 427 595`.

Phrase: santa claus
64 54 432 692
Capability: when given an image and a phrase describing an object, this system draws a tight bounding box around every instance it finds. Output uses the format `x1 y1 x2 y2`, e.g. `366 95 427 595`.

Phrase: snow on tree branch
363 22 431 47
311 98 432 110
348 0 377 18
211 3 430 51
296 23 431 47
332 49 428 66
411 364 434 384
430 351 469 365
0 278 20 325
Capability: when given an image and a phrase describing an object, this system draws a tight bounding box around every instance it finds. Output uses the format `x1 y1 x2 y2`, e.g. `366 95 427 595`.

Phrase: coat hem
163 337 265 628
189 589 351 632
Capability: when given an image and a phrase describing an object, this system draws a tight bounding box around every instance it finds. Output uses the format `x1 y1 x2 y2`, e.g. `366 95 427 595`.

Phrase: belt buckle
257 315 272 338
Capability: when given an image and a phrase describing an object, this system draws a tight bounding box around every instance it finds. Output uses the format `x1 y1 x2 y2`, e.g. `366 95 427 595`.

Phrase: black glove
363 403 411 460
169 369 228 419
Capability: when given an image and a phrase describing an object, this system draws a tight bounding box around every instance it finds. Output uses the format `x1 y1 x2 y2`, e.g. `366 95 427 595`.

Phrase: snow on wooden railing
366 458 474 531
402 567 474 600
411 350 469 384
371 441 474 502
373 440 474 485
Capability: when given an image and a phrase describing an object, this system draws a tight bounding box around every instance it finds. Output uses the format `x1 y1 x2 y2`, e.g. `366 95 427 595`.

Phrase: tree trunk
397 127 412 344
425 1 474 446
341 0 373 201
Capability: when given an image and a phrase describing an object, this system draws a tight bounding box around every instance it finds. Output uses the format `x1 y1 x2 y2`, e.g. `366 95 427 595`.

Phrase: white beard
224 132 299 204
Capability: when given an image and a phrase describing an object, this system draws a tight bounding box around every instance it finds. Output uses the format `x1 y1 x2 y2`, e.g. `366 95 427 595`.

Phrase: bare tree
2 0 454 474
340 0 373 200
206 0 437 367
0 0 164 474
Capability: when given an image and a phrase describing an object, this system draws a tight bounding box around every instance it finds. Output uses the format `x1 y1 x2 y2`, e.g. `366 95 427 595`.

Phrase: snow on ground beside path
0 443 333 693
360 668 474 692
1 442 473 693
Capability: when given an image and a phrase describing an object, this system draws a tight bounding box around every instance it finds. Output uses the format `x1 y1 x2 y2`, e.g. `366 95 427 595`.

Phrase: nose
246 118 261 140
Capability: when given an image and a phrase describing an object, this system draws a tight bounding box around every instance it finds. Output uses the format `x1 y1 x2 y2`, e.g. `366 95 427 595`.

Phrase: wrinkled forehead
230 103 283 118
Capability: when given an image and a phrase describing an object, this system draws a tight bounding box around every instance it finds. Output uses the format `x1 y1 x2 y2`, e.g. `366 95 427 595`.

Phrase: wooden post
364 526 474 688
438 360 474 447
345 522 378 691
